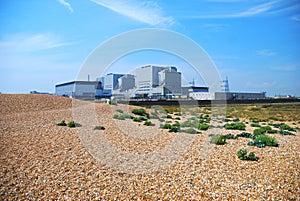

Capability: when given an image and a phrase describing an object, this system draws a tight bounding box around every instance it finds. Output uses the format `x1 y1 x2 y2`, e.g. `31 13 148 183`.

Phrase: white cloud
90 0 175 27
291 15 300 22
58 0 74 12
0 33 73 52
187 1 278 19
256 49 277 56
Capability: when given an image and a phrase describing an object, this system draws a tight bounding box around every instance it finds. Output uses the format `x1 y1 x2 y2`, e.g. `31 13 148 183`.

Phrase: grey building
134 65 182 98
104 73 124 91
118 74 135 91
55 81 101 99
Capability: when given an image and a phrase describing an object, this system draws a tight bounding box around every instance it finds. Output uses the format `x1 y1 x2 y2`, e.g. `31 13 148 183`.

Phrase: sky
0 0 299 96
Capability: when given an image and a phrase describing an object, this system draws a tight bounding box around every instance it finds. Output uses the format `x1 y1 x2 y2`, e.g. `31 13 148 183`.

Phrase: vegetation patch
113 114 125 120
198 123 210 130
248 134 279 148
181 127 198 134
237 148 259 161
67 121 76 128
210 135 227 145
57 120 67 126
144 120 154 126
132 108 148 116
250 123 261 127
225 122 246 130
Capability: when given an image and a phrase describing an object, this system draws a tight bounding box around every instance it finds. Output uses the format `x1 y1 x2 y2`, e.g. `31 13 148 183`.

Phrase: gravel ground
0 94 299 200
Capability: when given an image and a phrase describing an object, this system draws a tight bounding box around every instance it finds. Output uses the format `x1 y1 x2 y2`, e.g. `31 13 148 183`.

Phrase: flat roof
55 81 99 87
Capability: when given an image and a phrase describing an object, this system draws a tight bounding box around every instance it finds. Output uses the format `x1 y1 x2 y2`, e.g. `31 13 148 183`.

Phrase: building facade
55 81 100 98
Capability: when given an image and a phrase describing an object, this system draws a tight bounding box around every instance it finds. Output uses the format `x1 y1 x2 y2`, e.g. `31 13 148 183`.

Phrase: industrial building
55 81 101 98
133 65 182 98
189 91 266 100
55 65 266 101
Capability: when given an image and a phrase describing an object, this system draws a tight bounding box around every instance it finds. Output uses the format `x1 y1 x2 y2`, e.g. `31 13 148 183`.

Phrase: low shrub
280 123 296 132
172 121 181 127
237 148 259 161
113 114 125 120
180 121 195 128
169 126 180 133
57 120 67 126
160 123 172 129
144 120 154 126
236 132 253 138
132 108 147 116
249 134 279 147
166 114 172 119
116 109 123 113
223 133 238 140
198 124 209 130
225 122 246 130
67 121 76 128
108 100 117 105
133 117 142 122
250 123 261 127
181 128 198 134
175 117 181 120
279 130 295 136
233 118 240 122
210 135 227 145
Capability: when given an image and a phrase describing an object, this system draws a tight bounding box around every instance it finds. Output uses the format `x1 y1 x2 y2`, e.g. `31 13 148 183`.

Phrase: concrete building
134 65 182 98
181 86 209 96
118 74 135 91
190 91 266 100
103 73 124 91
55 81 101 99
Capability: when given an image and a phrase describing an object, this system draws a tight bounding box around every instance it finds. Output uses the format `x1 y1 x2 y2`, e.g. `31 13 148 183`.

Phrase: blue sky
0 0 299 96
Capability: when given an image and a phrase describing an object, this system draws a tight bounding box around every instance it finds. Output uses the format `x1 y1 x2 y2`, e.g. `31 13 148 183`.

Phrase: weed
210 135 227 145
113 114 125 120
116 109 123 113
237 148 259 161
198 124 209 130
57 120 67 126
250 123 261 127
225 122 246 130
144 120 154 126
67 121 76 128
132 108 147 116
181 128 198 134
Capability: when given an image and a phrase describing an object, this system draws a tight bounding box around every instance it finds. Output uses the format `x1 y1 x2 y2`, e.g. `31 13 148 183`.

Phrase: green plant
108 100 117 105
236 132 253 138
181 127 198 134
144 120 154 126
175 117 181 120
252 135 279 147
57 120 67 126
116 109 123 113
198 124 209 130
133 117 144 122
237 148 259 161
225 122 246 130
169 126 180 133
67 121 76 128
113 114 125 120
160 123 172 129
132 108 147 116
210 135 227 145
279 130 295 136
166 114 172 119
250 123 261 127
